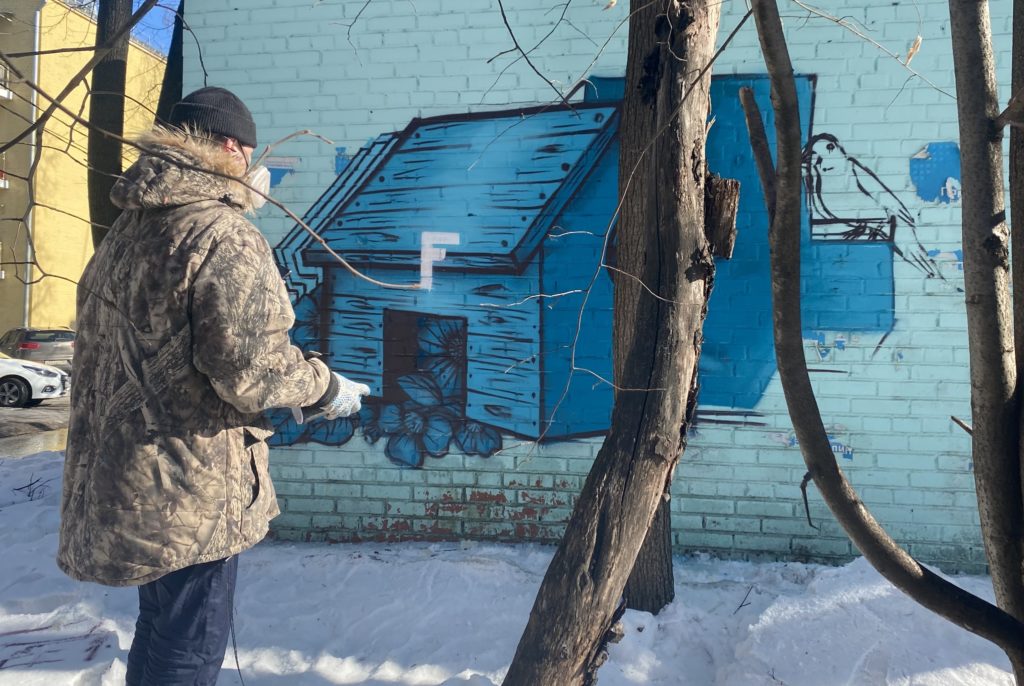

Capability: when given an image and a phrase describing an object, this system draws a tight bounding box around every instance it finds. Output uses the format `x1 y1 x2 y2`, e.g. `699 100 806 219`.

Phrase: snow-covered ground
0 450 1011 685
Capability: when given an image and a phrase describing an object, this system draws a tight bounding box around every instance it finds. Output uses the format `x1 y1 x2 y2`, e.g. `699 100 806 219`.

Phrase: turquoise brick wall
183 0 1013 573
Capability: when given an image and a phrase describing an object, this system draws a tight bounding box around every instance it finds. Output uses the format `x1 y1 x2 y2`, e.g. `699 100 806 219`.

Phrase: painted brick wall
183 0 1012 573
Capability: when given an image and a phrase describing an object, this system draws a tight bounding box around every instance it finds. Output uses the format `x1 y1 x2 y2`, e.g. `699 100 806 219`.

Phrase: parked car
0 352 70 408
0 327 75 372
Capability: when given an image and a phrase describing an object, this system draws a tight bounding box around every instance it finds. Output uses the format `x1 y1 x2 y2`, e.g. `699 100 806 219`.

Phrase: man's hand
292 372 371 424
321 372 371 420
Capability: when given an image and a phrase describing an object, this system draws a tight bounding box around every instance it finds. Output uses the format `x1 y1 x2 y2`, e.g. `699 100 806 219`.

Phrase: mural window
364 310 500 467
383 310 467 407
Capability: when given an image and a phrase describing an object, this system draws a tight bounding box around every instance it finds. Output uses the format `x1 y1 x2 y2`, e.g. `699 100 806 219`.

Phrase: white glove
291 372 371 424
322 372 371 420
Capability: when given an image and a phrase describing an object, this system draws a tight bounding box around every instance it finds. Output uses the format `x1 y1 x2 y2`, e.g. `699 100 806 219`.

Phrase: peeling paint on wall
909 142 961 204
769 429 855 461
265 156 300 188
926 249 964 272
808 332 849 360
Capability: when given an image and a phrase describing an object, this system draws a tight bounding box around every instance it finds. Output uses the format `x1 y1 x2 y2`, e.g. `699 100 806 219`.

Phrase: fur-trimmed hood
111 126 254 213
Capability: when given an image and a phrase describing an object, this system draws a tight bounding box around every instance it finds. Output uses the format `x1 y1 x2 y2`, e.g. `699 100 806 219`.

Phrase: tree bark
1010 6 1024 659
624 499 675 613
746 0 1024 678
502 2 721 683
616 0 672 619
738 87 775 220
949 0 1024 647
623 171 737 618
704 173 739 259
155 0 184 124
88 0 133 248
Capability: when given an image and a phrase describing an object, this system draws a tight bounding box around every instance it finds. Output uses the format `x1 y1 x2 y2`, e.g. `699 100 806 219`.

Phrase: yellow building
0 1 166 333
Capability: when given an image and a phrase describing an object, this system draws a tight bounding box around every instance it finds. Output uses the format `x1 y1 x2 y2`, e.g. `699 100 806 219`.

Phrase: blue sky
132 0 176 55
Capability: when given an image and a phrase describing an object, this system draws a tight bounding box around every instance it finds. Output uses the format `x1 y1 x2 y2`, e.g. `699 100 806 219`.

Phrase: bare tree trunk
623 175 739 616
155 0 184 124
502 2 721 683
617 0 676 615
949 1 1024 653
1013 0 1024 374
88 0 132 248
624 500 675 613
745 0 1024 679
1010 10 1024 660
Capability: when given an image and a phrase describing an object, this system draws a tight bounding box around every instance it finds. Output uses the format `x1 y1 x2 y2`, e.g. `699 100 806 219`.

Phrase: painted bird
803 133 956 289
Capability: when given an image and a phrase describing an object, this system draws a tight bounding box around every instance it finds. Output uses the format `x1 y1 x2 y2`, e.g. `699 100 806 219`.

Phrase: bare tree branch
0 51 418 292
495 0 571 104
155 1 209 87
948 5 1024 677
951 415 974 436
751 0 1024 666
738 86 776 220
0 0 160 156
789 0 955 100
998 88 1024 130
483 1 577 101
5 46 98 58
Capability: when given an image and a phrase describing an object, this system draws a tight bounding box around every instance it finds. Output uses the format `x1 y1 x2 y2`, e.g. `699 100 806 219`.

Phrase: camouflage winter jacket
57 129 331 587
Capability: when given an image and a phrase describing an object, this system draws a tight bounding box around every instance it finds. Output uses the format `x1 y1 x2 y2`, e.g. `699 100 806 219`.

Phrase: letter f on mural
420 232 460 290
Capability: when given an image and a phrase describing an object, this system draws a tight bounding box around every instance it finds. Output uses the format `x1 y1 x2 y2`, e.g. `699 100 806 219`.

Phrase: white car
0 352 69 408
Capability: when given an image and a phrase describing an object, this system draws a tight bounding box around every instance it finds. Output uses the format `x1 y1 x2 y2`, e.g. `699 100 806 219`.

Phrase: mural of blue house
272 104 621 463
270 74 904 462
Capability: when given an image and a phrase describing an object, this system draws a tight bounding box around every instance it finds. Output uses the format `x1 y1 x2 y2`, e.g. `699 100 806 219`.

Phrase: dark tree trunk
502 2 721 683
88 0 132 248
1013 0 1024 374
623 174 737 615
617 0 676 617
155 0 184 124
948 0 1024 641
1010 10 1024 664
624 499 675 613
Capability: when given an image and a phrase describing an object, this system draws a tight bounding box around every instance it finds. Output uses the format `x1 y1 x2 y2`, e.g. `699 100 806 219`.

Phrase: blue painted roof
303 104 619 273
276 133 398 300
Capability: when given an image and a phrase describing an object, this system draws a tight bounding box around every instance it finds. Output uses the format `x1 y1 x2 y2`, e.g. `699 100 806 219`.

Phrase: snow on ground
0 450 1011 685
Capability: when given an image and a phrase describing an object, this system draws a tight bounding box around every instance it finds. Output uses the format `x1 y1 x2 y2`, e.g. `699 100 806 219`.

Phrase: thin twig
6 46 98 58
733 585 755 614
251 129 334 168
0 0 160 156
329 0 374 56
789 0 954 100
799 471 819 529
951 415 974 436
483 1 577 102
495 0 571 104
480 290 584 308
997 89 1024 130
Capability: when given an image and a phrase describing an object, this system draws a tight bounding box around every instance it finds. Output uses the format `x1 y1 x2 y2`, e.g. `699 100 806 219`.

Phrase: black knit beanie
167 87 257 148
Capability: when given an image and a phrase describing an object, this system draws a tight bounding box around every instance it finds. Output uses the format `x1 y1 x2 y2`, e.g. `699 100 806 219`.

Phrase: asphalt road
0 395 70 439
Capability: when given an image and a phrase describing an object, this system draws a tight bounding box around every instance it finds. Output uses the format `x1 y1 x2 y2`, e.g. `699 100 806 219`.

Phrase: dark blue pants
126 556 238 686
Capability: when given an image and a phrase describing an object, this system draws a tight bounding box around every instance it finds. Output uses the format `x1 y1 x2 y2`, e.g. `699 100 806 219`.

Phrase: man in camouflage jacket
58 87 368 686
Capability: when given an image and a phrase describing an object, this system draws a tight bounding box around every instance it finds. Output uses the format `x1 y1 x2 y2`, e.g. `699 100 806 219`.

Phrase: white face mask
246 165 271 210
237 144 271 211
